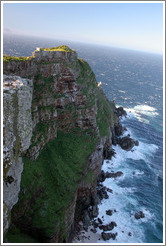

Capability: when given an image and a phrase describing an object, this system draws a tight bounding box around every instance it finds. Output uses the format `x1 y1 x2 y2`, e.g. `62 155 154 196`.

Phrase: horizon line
3 32 163 56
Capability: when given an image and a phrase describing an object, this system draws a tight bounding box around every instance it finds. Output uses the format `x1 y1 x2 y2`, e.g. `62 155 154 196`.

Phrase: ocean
3 34 163 243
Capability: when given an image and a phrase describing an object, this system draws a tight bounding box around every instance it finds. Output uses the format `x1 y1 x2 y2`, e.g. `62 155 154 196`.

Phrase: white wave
97 179 144 243
130 208 155 225
118 90 126 93
132 170 144 176
123 104 159 124
118 187 137 194
96 106 160 243
134 105 157 112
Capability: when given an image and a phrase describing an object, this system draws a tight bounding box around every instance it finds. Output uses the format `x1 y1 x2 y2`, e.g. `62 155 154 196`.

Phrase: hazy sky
3 2 163 54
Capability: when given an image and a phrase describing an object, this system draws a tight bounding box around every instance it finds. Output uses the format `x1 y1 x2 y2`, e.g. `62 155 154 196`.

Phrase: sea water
82 45 163 243
3 35 163 243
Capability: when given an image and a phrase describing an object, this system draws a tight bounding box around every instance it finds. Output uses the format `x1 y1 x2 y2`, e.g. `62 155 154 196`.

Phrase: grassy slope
97 90 117 137
10 129 96 241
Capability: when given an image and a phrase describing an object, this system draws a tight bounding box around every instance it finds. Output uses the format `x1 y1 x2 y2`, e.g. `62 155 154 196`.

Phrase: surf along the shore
73 107 159 243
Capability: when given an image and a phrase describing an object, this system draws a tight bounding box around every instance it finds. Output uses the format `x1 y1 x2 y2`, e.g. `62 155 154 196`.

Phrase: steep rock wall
3 75 33 234
3 46 118 243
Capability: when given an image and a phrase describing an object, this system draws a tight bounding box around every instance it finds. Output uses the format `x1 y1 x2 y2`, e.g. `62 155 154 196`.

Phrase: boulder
101 232 117 241
97 187 109 200
119 135 135 151
135 211 145 220
98 218 103 224
134 140 139 146
106 210 113 216
107 188 113 193
105 171 123 178
99 221 117 231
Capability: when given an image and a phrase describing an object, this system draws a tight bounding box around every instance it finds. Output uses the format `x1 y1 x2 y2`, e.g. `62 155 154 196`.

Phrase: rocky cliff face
3 46 119 243
3 75 33 234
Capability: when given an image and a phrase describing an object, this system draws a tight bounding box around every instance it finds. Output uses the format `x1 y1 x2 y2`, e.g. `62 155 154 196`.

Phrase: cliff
3 46 119 243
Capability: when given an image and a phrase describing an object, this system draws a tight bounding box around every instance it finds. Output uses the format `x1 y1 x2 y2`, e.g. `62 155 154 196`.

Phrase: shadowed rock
101 231 117 241
99 221 117 231
115 123 126 136
97 187 109 200
115 106 127 117
106 210 113 216
135 211 145 220
98 170 123 183
105 171 123 178
119 135 139 151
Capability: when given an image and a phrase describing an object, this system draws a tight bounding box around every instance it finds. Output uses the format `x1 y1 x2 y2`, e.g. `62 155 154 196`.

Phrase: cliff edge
3 46 120 243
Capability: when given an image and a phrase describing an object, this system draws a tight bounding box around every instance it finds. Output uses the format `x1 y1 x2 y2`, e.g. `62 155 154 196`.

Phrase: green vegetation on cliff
97 90 117 137
40 45 75 53
77 58 97 107
11 129 96 241
3 55 32 63
6 228 38 243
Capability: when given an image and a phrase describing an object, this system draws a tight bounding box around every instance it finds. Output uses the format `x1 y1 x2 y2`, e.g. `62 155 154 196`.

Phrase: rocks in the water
101 232 117 241
97 186 109 200
105 171 123 178
99 221 117 231
107 188 113 193
106 210 113 216
98 218 103 224
134 140 139 146
98 171 123 183
134 211 145 220
115 106 127 118
119 135 139 151
128 232 132 236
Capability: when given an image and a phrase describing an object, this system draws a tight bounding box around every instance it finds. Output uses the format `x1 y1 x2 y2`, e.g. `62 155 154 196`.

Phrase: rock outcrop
3 46 120 243
3 75 33 234
119 135 139 151
135 211 145 220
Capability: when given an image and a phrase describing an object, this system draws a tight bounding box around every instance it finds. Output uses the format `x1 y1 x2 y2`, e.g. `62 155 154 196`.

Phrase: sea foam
96 118 159 243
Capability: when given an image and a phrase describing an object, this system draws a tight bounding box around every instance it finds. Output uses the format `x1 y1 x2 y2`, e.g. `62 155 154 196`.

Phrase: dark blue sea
3 34 163 243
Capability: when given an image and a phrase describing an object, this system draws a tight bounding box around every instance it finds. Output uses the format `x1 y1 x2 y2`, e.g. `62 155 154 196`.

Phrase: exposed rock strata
3 46 121 242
